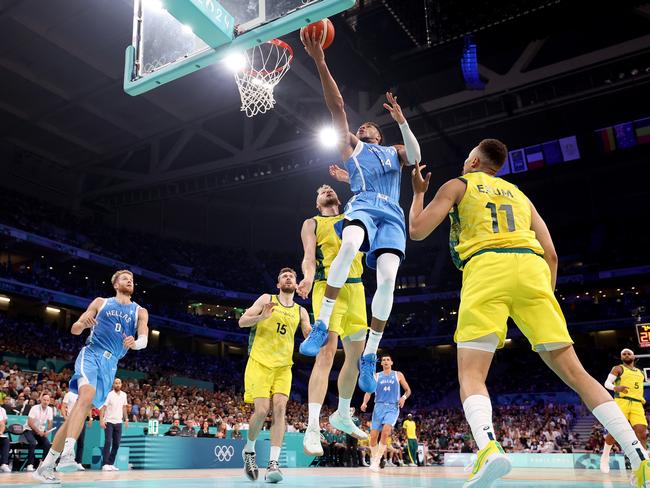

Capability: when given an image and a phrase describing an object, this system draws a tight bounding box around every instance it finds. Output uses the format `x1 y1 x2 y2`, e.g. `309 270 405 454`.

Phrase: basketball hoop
233 39 293 117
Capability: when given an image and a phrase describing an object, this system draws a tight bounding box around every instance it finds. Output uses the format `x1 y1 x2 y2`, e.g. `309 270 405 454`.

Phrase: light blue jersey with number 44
375 370 401 404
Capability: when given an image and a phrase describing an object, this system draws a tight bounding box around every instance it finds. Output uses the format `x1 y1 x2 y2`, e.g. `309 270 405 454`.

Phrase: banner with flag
614 122 637 150
596 127 616 152
509 149 527 173
635 117 650 145
525 145 545 170
558 136 580 161
542 140 563 165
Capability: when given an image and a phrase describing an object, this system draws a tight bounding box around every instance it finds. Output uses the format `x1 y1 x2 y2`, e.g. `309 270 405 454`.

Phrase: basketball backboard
124 0 355 96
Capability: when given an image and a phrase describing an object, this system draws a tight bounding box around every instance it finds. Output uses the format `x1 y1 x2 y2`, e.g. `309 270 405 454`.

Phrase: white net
233 39 294 117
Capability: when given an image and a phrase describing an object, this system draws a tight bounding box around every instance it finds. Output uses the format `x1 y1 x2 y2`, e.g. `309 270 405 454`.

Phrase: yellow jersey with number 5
449 171 544 269
248 295 301 368
615 364 646 404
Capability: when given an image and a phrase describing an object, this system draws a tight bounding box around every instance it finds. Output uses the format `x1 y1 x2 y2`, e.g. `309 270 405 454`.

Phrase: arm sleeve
604 373 617 391
398 121 421 166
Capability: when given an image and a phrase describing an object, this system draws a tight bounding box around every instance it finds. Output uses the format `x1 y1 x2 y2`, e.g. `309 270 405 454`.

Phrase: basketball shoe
463 440 511 488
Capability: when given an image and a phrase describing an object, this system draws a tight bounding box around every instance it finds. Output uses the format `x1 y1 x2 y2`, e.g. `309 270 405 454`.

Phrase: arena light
46 306 61 314
224 51 247 73
151 329 160 336
0 296 10 303
181 24 193 35
319 127 339 148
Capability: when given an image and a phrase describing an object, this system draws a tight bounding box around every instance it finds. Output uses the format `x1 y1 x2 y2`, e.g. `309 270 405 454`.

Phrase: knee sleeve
371 253 400 321
326 224 365 288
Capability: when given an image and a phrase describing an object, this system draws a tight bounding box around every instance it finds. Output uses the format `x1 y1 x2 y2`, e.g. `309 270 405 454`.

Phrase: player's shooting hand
329 164 349 183
383 92 406 125
297 278 313 299
411 161 431 195
303 27 325 63
122 335 136 349
260 302 276 320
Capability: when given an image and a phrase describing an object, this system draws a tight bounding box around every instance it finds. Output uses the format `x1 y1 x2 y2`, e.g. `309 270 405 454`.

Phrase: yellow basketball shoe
463 440 511 488
634 459 650 487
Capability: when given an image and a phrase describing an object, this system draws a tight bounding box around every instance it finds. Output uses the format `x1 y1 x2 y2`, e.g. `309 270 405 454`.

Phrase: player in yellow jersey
403 413 419 466
601 348 648 473
238 268 311 483
297 184 369 456
408 138 650 487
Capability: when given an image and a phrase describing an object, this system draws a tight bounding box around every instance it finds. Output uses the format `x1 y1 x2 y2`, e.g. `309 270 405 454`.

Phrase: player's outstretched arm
238 294 275 328
71 297 103 335
604 365 624 392
409 162 465 241
397 372 412 408
529 200 559 290
384 92 421 167
329 164 349 184
298 306 312 339
297 218 317 300
360 392 373 412
302 28 357 158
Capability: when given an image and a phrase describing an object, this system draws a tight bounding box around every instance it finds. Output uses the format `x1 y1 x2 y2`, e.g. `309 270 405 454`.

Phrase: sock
317 297 336 328
593 401 648 470
307 403 322 430
337 397 351 417
602 442 612 458
363 329 383 356
245 437 256 453
270 446 281 463
62 437 76 457
463 395 496 450
42 449 61 468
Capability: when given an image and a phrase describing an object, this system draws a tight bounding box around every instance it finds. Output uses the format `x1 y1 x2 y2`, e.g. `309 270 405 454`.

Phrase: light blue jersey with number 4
87 297 139 360
346 142 401 201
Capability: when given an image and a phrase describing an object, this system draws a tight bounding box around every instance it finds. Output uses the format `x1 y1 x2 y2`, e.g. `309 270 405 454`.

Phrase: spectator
24 392 53 472
100 379 129 471
165 419 181 436
180 419 196 437
0 404 10 472
197 419 213 438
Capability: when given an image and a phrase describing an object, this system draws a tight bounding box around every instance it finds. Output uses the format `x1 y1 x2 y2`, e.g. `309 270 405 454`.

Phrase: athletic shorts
371 403 399 431
312 280 367 340
454 251 573 351
244 357 292 404
69 346 119 408
615 397 647 427
334 192 406 269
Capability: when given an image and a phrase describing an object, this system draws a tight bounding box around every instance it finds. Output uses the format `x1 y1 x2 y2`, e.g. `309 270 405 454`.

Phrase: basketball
300 18 335 50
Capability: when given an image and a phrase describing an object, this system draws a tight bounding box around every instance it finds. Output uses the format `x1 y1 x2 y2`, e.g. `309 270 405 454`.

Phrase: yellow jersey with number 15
615 364 646 404
248 295 301 368
449 171 545 269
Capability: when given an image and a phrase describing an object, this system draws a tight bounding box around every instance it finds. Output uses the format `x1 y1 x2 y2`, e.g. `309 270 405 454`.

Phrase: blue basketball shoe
358 353 378 393
299 320 328 356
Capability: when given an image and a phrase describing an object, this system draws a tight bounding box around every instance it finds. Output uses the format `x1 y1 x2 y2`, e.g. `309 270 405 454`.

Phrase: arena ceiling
0 0 649 212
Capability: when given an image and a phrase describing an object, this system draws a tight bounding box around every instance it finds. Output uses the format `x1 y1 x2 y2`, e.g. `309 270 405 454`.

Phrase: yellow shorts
244 357 292 404
312 280 368 340
455 252 573 351
615 397 648 427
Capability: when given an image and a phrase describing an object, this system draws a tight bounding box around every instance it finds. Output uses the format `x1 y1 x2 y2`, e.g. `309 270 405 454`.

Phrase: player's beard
623 357 635 365
324 195 340 207
280 284 296 294
118 285 133 297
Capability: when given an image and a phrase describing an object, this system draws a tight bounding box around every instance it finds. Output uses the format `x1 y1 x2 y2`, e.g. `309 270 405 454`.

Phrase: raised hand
260 302 276 320
383 92 406 125
411 161 431 195
297 278 313 300
329 164 349 183
302 27 325 63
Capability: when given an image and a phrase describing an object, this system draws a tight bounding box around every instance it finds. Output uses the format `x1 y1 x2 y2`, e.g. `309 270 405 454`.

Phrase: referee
403 414 418 466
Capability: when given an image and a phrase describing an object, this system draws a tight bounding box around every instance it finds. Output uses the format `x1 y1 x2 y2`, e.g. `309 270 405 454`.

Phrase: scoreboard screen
636 323 650 348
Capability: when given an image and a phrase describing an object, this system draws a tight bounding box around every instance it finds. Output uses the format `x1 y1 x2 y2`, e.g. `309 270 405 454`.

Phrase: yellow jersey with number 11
248 295 300 368
449 171 545 269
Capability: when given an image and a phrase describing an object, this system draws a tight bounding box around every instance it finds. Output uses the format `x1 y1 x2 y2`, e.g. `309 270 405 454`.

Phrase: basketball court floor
0 467 633 487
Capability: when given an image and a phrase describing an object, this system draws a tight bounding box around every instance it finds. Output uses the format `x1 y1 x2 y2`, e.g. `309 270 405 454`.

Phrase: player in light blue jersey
360 354 411 472
33 270 149 484
299 29 423 401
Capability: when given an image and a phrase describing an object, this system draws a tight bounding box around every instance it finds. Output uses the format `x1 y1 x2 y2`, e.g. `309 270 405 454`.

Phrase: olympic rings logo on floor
214 445 235 462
